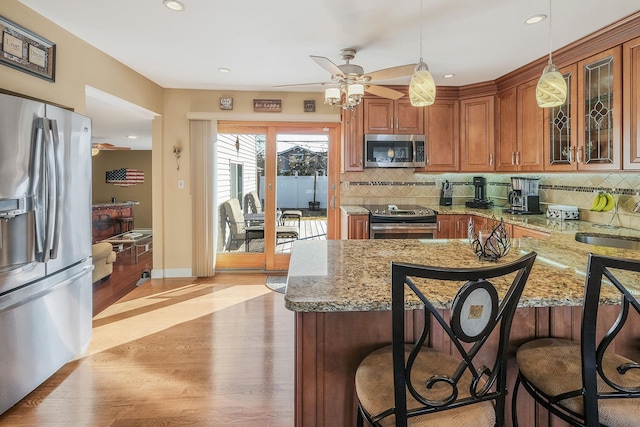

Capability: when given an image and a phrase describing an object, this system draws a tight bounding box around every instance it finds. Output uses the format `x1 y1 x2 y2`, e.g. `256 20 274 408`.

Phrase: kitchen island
285 235 640 427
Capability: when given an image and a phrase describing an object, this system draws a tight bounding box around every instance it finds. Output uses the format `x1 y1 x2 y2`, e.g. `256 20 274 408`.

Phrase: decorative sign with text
253 99 282 112
0 15 55 82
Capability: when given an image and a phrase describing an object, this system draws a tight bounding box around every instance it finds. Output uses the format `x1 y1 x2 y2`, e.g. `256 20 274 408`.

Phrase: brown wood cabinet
341 104 364 171
623 36 640 170
363 98 424 135
435 214 470 238
576 46 622 170
495 87 518 171
496 81 544 172
512 225 550 239
460 96 495 171
416 99 459 171
340 210 369 239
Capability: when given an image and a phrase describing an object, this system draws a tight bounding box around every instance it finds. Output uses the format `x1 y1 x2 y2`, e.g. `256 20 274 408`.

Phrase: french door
215 121 340 271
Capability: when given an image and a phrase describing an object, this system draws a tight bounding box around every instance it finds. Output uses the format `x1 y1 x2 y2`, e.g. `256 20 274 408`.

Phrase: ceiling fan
276 48 416 107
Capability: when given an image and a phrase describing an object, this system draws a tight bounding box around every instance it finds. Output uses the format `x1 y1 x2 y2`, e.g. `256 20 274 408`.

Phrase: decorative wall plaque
0 15 55 82
253 99 282 112
220 97 233 110
304 100 315 112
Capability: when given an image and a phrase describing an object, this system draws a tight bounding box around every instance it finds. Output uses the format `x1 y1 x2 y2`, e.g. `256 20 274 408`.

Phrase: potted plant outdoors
305 151 326 211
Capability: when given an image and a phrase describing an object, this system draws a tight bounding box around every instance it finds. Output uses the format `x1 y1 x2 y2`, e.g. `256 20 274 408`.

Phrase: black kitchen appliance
503 177 543 214
440 180 452 206
465 176 493 209
363 204 437 239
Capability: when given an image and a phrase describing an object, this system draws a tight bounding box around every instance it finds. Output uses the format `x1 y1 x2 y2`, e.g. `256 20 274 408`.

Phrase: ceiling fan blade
93 143 131 151
365 64 416 82
310 55 345 77
364 85 405 100
273 81 331 88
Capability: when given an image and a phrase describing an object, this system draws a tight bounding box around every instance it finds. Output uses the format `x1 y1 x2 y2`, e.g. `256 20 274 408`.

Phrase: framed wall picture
220 97 233 110
0 15 55 82
304 100 315 112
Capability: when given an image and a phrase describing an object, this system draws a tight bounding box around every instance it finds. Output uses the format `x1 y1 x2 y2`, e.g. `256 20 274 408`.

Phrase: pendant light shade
536 63 567 107
535 0 566 108
409 0 435 107
409 60 436 106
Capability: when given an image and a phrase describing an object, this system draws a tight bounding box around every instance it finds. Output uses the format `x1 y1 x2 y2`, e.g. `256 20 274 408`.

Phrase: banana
590 193 604 211
594 192 608 211
602 192 616 212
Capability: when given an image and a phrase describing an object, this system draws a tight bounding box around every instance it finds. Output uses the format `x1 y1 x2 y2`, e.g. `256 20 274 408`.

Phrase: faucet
634 201 640 213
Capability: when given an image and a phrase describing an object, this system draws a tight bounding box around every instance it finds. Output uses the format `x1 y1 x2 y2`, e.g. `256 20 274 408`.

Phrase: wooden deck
228 218 327 253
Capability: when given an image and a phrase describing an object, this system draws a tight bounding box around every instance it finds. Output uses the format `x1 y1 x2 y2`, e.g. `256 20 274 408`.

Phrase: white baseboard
151 268 193 279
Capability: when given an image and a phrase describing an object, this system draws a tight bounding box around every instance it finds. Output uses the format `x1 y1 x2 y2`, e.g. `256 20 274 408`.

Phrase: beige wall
92 151 153 229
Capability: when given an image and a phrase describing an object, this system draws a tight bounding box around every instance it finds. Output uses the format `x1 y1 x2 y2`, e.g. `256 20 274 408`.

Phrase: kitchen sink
575 233 640 250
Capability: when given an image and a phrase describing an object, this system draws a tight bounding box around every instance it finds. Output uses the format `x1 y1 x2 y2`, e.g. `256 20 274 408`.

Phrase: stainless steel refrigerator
0 92 93 414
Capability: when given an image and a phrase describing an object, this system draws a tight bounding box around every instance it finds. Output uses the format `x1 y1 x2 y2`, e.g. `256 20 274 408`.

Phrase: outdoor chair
222 198 298 252
512 253 640 427
355 251 537 427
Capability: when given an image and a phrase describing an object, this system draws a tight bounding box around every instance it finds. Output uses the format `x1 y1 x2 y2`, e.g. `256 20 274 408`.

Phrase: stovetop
363 204 437 219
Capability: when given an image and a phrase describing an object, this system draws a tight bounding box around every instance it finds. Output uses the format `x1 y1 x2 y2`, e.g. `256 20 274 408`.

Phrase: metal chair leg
511 373 522 427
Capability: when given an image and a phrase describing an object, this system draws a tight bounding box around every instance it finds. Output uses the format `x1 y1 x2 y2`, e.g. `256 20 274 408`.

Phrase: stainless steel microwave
364 134 426 168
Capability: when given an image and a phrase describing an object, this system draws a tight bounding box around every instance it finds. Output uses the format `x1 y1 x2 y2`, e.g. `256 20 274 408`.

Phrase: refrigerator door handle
48 119 62 260
33 119 46 259
40 118 57 263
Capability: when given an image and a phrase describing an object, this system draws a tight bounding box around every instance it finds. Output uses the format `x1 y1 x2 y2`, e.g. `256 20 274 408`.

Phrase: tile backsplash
340 170 640 230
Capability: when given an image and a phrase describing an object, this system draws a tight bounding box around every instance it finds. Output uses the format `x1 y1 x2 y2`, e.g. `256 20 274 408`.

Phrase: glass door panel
583 56 614 164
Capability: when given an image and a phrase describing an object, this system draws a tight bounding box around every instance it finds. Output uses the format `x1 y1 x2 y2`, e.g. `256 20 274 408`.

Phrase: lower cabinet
435 214 471 238
512 225 550 239
341 211 369 239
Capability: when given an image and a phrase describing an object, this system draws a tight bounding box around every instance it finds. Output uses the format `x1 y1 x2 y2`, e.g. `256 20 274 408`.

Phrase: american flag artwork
105 168 144 186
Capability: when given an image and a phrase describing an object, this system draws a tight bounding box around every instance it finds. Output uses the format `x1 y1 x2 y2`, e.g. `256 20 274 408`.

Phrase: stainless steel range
363 204 438 239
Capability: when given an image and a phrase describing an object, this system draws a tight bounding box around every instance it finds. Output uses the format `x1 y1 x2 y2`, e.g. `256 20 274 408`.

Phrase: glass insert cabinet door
576 46 622 169
548 66 575 168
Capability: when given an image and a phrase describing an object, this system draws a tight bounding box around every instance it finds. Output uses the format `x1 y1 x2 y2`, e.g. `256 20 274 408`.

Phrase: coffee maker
504 177 542 214
465 176 493 209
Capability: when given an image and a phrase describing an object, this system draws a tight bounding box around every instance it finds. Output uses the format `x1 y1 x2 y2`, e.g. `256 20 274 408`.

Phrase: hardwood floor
1 271 295 426
92 246 154 315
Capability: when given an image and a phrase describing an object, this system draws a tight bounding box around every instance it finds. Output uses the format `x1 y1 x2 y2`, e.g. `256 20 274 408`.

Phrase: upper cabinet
342 104 364 172
460 96 495 171
623 36 640 170
363 98 424 134
496 80 546 172
544 64 579 171
416 99 459 172
576 46 622 170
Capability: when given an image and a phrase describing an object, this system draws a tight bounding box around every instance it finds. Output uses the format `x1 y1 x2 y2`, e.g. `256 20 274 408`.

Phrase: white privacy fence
259 175 328 209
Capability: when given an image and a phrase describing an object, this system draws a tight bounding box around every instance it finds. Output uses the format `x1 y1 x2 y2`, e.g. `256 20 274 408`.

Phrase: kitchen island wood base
294 305 639 427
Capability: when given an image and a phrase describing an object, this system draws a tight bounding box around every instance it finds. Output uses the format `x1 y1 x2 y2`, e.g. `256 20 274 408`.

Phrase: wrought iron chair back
356 251 536 427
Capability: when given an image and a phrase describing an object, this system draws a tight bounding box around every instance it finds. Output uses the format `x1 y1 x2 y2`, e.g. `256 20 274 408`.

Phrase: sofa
92 242 116 283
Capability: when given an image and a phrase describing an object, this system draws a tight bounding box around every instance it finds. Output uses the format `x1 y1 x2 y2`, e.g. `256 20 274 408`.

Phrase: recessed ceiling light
218 68 231 73
443 74 455 79
525 14 547 25
163 0 184 12
127 135 137 139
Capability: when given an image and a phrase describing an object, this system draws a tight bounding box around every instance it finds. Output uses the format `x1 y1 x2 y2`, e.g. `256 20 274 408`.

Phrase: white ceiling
18 0 640 150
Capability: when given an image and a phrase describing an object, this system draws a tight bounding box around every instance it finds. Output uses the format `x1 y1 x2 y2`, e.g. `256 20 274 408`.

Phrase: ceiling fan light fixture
347 83 364 103
535 0 566 108
92 147 100 156
409 60 436 107
324 88 341 105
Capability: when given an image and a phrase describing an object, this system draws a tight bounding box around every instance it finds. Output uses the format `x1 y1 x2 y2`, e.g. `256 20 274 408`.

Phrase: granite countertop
285 234 639 313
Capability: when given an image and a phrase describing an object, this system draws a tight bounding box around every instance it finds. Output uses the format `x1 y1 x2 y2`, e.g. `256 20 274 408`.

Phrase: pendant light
535 0 567 108
409 0 436 107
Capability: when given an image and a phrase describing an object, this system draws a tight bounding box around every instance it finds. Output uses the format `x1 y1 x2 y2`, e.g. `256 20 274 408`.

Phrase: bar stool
115 216 134 234
355 252 537 427
281 210 302 229
512 253 640 427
